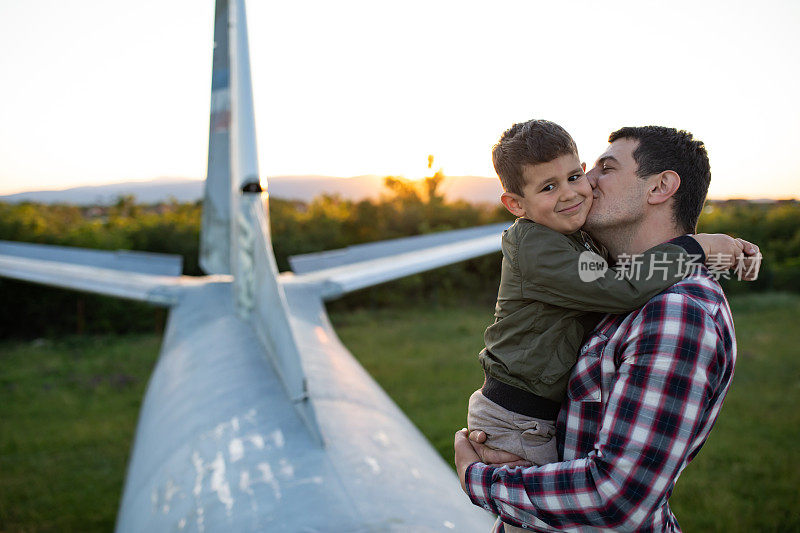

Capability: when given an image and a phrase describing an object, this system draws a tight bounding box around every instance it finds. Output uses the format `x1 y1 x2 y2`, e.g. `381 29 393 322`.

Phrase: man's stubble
583 186 648 260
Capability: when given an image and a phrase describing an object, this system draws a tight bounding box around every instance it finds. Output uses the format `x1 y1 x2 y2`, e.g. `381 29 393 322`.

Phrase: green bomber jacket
479 217 704 402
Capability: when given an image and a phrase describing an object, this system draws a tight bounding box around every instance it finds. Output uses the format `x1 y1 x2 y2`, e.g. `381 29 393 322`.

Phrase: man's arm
459 293 729 531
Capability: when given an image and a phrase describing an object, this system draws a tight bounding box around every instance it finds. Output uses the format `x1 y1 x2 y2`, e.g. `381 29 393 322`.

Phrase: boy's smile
501 153 593 234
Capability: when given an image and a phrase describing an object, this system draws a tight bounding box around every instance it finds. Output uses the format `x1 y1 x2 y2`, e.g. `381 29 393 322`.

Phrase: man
454 126 760 531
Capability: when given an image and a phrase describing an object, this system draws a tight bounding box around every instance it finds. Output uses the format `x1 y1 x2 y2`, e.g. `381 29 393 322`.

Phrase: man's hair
609 126 711 233
492 119 579 196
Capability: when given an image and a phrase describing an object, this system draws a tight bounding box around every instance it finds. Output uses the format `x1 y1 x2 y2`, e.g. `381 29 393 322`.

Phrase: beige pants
466 390 558 467
468 390 558 533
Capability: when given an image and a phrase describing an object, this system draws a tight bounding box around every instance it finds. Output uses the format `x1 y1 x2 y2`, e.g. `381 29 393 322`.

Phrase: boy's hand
693 234 762 280
693 233 743 268
734 238 762 281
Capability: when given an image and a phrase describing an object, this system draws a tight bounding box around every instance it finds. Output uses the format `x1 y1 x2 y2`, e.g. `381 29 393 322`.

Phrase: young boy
467 119 732 466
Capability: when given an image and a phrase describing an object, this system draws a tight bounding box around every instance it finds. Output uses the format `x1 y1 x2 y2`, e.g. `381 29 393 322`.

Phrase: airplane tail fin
199 0 233 275
200 0 322 442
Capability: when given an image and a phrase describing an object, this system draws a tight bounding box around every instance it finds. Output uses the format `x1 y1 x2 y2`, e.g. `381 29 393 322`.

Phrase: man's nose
586 169 599 189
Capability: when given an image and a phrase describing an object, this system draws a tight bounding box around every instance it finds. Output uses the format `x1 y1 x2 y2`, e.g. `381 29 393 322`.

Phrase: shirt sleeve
519 228 705 314
465 293 724 531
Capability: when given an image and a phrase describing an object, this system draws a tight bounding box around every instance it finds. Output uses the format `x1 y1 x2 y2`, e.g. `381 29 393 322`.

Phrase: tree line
0 176 798 338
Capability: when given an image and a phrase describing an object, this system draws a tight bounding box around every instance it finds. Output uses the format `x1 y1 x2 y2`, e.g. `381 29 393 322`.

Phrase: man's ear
500 191 526 217
647 170 680 205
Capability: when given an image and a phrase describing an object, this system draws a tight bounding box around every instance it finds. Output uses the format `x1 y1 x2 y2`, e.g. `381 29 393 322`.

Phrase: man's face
514 153 592 234
584 138 650 232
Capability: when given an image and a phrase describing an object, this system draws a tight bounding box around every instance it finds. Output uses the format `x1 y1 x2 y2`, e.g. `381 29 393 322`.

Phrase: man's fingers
454 428 481 493
468 430 487 444
468 430 525 463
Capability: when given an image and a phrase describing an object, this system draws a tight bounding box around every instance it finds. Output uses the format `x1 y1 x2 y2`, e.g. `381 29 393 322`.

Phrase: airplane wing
288 222 508 274
281 222 507 299
0 240 204 306
1 0 502 528
0 240 184 275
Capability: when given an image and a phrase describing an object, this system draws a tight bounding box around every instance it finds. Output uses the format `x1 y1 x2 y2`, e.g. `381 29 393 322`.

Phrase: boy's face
501 153 592 234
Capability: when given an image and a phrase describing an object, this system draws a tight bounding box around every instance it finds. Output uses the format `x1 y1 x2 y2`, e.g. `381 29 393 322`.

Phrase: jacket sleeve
519 228 705 314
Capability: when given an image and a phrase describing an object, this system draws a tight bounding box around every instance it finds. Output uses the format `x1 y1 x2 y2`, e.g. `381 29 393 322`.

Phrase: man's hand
454 429 481 493
467 430 531 465
454 429 531 494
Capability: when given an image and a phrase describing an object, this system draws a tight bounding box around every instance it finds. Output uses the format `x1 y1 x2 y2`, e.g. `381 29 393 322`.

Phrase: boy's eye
541 184 555 192
568 174 584 182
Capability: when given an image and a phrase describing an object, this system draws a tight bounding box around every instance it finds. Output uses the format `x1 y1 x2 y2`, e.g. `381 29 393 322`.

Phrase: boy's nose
559 188 577 202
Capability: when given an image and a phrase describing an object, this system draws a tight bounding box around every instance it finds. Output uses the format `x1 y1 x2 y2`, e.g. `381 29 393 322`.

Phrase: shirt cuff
669 234 706 264
465 462 501 515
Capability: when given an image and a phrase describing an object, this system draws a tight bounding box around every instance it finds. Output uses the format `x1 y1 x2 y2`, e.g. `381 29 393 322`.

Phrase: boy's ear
500 191 526 218
647 170 681 205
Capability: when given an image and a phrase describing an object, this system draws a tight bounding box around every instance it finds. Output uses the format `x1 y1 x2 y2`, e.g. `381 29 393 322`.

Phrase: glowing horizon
0 0 798 201
1 172 794 203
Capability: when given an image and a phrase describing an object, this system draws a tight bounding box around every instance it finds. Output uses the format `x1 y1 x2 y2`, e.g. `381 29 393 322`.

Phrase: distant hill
0 175 503 205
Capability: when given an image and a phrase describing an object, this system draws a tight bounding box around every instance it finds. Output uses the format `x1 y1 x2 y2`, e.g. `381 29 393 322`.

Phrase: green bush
0 189 797 338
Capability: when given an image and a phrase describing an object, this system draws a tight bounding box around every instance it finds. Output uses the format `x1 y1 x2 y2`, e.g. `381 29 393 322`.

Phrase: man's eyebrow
596 155 619 166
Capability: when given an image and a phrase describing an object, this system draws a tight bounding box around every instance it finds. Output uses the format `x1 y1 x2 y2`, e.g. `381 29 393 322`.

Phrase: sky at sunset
0 0 798 199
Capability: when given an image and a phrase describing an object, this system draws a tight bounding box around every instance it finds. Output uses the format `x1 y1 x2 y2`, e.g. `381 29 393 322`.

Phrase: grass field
1 293 798 531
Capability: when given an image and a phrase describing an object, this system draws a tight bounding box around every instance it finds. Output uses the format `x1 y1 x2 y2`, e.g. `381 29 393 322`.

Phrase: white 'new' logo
578 251 608 282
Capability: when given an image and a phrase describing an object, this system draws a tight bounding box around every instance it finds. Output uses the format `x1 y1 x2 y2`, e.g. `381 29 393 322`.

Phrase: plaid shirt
466 270 736 532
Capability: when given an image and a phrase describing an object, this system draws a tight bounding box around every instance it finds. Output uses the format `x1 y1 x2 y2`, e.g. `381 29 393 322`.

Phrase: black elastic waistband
482 374 561 420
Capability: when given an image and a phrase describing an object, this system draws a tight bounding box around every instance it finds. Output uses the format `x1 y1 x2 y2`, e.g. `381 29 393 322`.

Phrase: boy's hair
492 119 579 196
609 126 710 233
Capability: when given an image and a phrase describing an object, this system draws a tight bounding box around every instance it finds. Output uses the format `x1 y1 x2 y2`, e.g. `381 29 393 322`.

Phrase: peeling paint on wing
165 478 180 503
248 434 265 449
444 520 455 529
365 456 381 474
257 462 282 500
229 438 245 462
270 429 285 448
239 470 254 495
210 452 234 513
278 458 294 478
411 468 422 479
373 431 390 447
196 505 205 533
289 475 324 487
178 517 186 530
192 452 205 496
